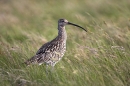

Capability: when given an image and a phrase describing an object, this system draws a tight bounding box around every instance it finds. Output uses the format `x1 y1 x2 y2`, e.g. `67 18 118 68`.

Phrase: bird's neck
58 26 67 41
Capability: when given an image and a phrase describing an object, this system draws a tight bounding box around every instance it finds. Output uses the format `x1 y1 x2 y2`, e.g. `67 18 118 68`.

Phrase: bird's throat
58 26 67 41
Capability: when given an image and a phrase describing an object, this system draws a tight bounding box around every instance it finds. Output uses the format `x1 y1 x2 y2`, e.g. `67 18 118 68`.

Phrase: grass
0 0 130 86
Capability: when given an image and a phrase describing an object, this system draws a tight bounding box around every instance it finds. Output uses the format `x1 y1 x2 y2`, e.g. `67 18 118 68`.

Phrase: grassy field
0 0 130 86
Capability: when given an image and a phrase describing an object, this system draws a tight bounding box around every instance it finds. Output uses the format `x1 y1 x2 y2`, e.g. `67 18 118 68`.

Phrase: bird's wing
24 54 43 65
25 37 60 65
36 37 59 55
36 42 50 55
25 49 51 66
35 39 61 63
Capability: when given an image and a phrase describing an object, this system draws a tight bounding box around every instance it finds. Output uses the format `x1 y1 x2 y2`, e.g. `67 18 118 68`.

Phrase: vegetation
0 0 130 86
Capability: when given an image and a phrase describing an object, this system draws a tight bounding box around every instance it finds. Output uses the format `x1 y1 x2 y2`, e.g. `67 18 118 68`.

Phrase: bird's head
58 19 68 26
58 19 87 32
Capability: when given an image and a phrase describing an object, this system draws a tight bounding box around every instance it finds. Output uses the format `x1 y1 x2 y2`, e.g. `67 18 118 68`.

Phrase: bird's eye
61 20 64 22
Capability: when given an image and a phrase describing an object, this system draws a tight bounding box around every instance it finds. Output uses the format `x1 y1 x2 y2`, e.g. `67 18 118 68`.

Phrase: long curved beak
68 22 87 32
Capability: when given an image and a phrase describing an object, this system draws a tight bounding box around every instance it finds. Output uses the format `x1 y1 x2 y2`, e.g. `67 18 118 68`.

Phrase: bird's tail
24 55 38 66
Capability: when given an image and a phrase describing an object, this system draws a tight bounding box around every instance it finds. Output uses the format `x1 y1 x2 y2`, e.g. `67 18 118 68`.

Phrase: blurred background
0 0 130 86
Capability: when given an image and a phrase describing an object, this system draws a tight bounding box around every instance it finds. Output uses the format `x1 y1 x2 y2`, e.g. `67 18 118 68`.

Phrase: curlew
25 19 87 67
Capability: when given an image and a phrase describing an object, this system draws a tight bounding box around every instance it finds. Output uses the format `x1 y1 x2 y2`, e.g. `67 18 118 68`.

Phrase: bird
24 19 87 67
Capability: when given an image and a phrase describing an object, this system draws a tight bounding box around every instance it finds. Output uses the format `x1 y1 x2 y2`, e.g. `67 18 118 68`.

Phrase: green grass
0 0 130 86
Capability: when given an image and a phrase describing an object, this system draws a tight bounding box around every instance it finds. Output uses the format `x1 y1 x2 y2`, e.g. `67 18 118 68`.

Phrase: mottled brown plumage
25 19 87 67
